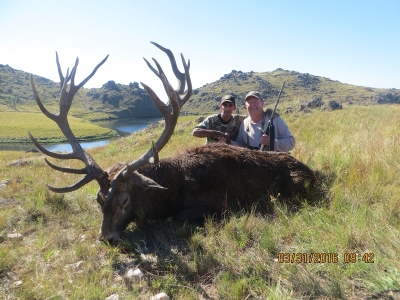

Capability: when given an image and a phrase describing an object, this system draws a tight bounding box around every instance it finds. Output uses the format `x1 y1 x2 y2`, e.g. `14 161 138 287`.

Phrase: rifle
260 81 285 151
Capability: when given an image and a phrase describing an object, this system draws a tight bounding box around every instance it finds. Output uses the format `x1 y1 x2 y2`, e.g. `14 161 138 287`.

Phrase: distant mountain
1 64 399 119
185 68 400 115
0 64 162 120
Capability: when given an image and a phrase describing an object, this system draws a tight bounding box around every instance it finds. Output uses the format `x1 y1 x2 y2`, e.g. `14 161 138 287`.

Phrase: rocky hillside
185 68 400 115
1 64 399 119
0 64 162 120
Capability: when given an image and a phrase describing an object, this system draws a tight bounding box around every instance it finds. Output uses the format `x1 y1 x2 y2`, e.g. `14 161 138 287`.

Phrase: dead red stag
29 42 316 244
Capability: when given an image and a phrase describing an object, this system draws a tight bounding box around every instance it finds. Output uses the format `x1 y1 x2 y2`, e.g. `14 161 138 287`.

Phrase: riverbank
0 112 165 152
0 111 119 144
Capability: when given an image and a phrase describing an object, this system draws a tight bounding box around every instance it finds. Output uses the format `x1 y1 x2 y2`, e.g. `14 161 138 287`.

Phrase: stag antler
31 43 191 199
29 53 109 193
101 42 192 201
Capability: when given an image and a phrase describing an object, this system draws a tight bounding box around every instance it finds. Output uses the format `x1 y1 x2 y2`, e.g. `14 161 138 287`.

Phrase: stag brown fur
98 143 316 243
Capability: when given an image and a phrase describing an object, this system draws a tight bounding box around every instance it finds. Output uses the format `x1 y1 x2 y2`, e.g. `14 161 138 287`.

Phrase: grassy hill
186 68 400 115
0 112 117 144
1 64 399 119
0 64 162 121
0 106 399 299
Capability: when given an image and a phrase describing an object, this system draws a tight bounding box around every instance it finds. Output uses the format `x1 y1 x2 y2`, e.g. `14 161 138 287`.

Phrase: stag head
30 42 192 244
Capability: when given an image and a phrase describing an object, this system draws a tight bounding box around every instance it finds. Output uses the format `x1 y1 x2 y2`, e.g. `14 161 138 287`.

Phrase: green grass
0 111 118 143
0 105 399 299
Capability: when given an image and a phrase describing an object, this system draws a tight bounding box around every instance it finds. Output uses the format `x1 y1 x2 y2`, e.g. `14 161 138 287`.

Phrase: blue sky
1 0 399 100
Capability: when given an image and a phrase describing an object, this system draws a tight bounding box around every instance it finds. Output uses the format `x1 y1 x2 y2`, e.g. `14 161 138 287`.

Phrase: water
93 118 160 135
0 117 161 152
43 140 110 153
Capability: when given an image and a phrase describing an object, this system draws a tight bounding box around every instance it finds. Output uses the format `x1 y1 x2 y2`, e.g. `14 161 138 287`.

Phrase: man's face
245 97 264 117
220 101 236 118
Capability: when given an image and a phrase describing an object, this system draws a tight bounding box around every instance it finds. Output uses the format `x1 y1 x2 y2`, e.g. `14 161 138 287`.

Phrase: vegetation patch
0 112 118 143
0 106 399 299
1 64 399 119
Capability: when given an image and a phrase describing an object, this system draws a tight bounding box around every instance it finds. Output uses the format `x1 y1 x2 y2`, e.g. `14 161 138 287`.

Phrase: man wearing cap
193 94 246 144
233 91 295 151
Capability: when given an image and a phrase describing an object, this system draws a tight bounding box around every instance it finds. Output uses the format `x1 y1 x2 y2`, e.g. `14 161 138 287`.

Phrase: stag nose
98 234 116 245
98 230 120 245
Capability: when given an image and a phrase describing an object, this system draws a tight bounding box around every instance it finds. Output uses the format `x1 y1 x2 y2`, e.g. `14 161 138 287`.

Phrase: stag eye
122 198 129 207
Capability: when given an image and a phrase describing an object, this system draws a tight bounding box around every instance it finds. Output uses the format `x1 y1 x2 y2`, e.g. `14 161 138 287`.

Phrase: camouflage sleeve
233 114 247 123
194 116 213 130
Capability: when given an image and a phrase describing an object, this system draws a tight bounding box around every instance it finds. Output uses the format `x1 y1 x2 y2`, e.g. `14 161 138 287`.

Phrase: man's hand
260 134 270 146
218 132 231 144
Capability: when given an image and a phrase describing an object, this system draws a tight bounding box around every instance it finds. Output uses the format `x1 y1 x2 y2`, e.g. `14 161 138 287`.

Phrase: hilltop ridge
187 68 400 114
1 64 399 119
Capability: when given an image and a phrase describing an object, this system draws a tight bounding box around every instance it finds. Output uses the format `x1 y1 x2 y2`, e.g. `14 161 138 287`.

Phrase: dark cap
245 91 263 101
220 94 236 105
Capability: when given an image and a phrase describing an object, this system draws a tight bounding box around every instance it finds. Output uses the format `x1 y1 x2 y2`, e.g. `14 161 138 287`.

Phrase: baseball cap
245 91 263 101
220 94 236 105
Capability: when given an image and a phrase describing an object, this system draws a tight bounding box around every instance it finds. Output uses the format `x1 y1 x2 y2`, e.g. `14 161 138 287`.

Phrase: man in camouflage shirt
192 95 246 144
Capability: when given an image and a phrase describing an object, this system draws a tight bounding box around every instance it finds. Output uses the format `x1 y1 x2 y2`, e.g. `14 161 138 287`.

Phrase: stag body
99 143 316 243
29 42 316 245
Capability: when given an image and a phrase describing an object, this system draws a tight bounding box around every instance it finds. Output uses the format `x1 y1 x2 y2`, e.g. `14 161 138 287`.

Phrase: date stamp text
277 252 374 264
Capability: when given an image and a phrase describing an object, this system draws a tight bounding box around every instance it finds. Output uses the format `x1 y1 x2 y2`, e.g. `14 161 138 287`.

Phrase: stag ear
130 171 167 190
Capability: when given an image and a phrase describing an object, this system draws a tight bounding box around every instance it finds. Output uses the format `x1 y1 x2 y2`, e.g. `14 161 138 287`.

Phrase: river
0 117 161 152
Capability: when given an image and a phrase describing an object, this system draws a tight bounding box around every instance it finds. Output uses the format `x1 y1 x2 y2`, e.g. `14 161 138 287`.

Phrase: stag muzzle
98 230 122 245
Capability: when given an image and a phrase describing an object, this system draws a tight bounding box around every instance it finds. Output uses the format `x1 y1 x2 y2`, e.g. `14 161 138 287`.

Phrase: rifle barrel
260 81 285 151
270 81 285 120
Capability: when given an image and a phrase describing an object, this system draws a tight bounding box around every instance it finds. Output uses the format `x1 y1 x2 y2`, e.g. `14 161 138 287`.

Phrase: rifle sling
245 111 268 150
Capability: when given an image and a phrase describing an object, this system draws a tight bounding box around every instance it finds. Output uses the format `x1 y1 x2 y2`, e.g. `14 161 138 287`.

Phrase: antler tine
44 158 87 174
143 57 174 99
105 43 192 201
63 54 109 112
28 132 79 160
46 173 99 193
136 67 180 154
56 52 66 90
29 76 81 161
74 54 109 91
138 43 190 153
143 51 191 109
122 78 179 171
29 53 109 193
56 52 110 99
178 53 192 107
150 41 188 95
30 74 58 122
143 57 161 80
